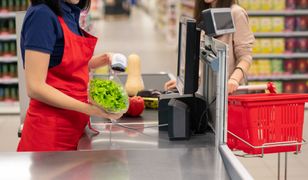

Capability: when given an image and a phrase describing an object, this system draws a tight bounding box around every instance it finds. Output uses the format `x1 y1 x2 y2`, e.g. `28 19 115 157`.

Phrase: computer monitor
201 8 235 37
176 17 200 95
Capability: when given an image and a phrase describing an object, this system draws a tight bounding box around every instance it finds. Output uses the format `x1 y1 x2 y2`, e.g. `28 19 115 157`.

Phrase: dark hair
30 0 91 16
194 0 237 23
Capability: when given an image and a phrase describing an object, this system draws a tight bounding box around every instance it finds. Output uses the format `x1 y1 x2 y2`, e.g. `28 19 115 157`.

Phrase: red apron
17 17 97 152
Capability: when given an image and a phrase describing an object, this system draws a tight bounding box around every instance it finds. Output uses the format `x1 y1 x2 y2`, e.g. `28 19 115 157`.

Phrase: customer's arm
228 6 255 94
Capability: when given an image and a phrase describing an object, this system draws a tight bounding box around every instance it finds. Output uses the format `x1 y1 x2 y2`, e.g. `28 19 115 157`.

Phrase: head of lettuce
89 78 129 114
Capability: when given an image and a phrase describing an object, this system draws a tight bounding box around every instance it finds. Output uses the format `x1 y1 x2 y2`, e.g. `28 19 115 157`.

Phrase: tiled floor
1 7 307 179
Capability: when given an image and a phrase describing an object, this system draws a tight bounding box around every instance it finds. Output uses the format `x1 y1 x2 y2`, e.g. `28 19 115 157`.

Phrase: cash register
158 8 235 140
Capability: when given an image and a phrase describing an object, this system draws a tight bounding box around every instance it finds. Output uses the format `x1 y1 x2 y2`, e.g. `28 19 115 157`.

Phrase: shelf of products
155 0 179 44
177 0 308 93
0 0 29 114
239 0 308 93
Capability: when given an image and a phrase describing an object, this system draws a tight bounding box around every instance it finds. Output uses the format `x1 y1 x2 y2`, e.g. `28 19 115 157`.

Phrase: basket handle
237 82 277 93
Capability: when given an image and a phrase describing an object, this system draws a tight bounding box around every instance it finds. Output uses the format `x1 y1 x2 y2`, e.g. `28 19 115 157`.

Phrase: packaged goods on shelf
259 39 273 53
272 81 283 93
253 39 261 53
272 38 285 53
248 60 259 76
250 16 308 33
260 17 273 32
254 38 308 54
285 17 295 31
284 59 296 74
285 38 296 53
0 63 17 79
0 41 17 56
258 59 272 75
272 17 285 32
250 58 308 77
286 0 296 10
297 38 308 52
0 85 18 102
296 16 308 31
298 0 308 9
249 80 308 93
296 59 307 73
296 80 307 93
273 0 286 10
249 17 260 32
0 18 15 34
271 59 284 74
0 0 29 12
261 0 272 10
283 81 295 93
240 0 286 11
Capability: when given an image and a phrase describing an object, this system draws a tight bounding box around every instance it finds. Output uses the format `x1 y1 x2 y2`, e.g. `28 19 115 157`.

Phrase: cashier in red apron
17 0 123 152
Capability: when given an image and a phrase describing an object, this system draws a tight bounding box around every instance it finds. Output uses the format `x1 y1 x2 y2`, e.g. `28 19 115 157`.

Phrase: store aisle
0 115 20 151
92 7 178 75
0 5 308 180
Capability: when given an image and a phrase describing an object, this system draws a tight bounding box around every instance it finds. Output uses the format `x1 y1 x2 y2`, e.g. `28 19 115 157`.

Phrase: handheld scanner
111 53 127 72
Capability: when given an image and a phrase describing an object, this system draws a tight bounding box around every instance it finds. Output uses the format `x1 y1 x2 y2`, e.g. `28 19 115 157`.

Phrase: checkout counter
0 9 253 180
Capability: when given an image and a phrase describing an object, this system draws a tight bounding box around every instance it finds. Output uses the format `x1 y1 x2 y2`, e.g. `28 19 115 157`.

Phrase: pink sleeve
232 7 255 65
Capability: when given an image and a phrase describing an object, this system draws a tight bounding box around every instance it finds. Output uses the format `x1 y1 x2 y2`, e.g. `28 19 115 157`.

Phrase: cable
196 97 216 133
110 120 169 141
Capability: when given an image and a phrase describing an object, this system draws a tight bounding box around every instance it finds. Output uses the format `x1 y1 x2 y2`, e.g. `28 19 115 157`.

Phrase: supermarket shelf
248 74 308 81
181 0 194 8
0 56 18 62
253 53 308 59
0 102 20 114
0 34 17 40
0 78 18 84
248 10 308 16
254 32 308 38
0 12 16 18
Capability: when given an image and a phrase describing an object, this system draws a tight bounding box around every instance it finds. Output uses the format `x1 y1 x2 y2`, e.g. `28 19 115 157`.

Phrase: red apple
125 96 145 117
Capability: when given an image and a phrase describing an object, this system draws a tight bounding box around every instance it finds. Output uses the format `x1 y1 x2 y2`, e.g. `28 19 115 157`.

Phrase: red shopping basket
227 93 308 155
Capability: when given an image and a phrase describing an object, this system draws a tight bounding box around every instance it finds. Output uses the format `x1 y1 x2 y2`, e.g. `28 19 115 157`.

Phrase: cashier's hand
88 53 113 69
88 105 123 120
227 78 239 94
164 80 176 91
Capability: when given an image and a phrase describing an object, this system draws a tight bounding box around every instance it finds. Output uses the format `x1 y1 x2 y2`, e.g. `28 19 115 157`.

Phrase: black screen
177 17 200 95
213 12 234 30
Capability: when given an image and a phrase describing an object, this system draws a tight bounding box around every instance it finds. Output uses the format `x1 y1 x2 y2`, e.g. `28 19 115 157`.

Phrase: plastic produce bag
89 74 129 114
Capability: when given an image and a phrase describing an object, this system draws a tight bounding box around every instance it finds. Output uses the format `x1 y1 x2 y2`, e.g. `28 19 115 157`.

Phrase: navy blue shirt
21 1 83 68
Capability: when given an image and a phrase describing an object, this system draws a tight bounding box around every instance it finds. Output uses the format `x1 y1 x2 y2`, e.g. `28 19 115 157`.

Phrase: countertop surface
79 110 215 150
0 147 230 180
0 110 230 180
